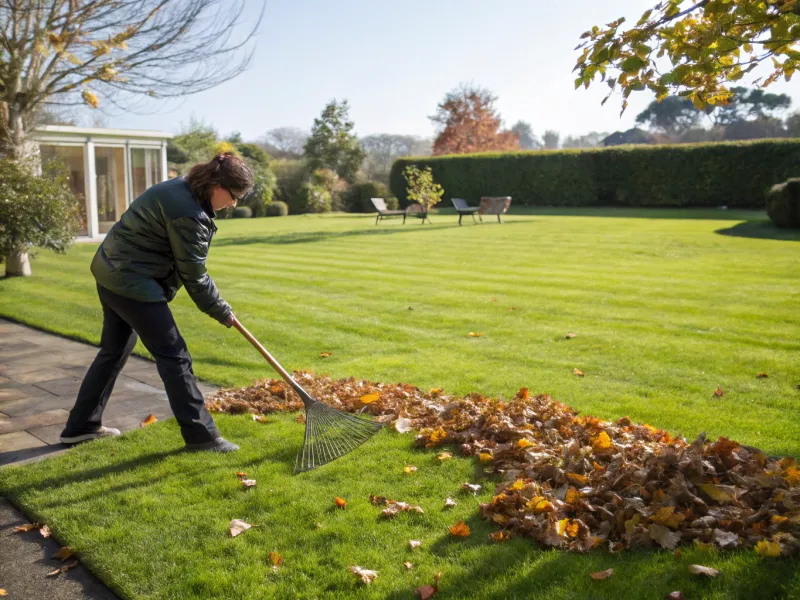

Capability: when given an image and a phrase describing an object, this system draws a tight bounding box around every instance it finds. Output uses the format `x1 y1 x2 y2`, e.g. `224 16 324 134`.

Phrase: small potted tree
403 165 443 224
0 158 80 277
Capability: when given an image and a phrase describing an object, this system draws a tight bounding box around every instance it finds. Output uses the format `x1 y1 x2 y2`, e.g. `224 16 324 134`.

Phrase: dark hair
184 152 254 204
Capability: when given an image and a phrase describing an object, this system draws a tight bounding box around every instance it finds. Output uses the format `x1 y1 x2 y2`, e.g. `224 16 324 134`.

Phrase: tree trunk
5 252 32 277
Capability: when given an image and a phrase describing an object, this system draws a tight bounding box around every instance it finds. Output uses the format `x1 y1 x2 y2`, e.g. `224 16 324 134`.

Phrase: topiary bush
344 181 398 212
266 200 289 217
766 179 800 228
290 183 331 214
390 139 800 209
232 206 253 218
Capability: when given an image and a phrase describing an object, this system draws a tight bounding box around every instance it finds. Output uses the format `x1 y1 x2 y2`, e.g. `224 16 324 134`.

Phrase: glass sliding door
130 147 162 199
94 146 127 233
39 144 89 236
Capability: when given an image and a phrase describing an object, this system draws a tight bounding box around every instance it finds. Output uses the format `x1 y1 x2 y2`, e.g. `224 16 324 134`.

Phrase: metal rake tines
294 401 383 473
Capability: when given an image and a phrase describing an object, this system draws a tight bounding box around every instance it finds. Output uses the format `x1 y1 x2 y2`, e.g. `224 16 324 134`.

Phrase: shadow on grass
715 219 800 242
435 206 764 221
214 221 526 248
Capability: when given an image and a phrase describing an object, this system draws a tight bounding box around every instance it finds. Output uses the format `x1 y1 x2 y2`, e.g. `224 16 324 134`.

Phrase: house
32 125 172 240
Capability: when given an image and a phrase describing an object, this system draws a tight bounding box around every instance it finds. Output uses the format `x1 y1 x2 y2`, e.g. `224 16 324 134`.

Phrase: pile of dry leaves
206 372 799 556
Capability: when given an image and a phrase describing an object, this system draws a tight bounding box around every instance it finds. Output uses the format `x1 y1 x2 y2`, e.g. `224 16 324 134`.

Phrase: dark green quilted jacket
91 177 231 323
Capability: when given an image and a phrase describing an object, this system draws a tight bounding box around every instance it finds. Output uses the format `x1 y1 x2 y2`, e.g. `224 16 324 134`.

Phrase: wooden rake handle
231 315 295 386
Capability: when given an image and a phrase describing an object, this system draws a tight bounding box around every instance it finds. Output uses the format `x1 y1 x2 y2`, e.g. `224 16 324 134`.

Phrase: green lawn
2 208 800 599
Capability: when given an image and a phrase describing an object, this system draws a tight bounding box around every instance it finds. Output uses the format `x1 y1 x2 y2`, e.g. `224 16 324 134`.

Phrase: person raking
59 152 251 452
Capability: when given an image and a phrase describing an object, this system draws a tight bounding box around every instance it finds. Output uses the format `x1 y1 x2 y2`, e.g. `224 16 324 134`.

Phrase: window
130 148 162 199
94 147 127 234
39 145 89 236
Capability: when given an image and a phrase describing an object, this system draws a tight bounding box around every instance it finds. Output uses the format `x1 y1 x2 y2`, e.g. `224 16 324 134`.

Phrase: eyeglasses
223 186 245 204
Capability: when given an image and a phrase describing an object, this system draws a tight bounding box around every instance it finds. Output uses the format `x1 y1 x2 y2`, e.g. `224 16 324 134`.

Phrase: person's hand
222 311 236 328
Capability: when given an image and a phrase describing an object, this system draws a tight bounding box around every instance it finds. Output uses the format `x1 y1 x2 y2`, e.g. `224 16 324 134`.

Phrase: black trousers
62 284 220 444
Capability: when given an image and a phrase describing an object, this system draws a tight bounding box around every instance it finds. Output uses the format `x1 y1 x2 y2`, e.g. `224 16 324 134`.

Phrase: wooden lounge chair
451 198 479 225
478 197 512 223
371 198 406 225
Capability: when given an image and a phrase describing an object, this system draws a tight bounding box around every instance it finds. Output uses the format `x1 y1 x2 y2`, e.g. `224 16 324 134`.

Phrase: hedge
389 139 800 209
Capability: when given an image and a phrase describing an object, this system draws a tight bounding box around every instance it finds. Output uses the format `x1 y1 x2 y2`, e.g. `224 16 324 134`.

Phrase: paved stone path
0 317 216 466
0 317 217 599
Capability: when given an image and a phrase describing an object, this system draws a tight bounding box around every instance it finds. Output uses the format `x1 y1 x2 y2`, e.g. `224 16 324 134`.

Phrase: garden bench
451 198 479 225
478 196 512 223
371 197 406 225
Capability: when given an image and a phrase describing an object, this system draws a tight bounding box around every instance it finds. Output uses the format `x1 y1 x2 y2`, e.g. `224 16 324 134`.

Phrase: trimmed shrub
232 206 252 218
266 200 289 217
389 139 800 209
290 183 331 214
344 181 397 212
766 179 800 228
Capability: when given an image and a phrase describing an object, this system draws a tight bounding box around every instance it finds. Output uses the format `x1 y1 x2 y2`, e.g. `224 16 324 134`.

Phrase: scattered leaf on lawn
415 585 436 600
236 471 247 478
444 497 456 508
448 521 470 537
53 547 74 561
360 392 380 404
664 593 684 600
228 519 252 537
268 551 282 566
335 497 347 510
688 564 719 577
755 539 782 557
509 307 516 311
488 531 507 542
436 452 453 461
240 479 257 488
573 368 584 377
314 522 322 529
403 561 413 570
15 523 41 533
252 414 268 424
0 589 6 596
46 559 78 577
566 332 576 339
140 414 157 427
381 501 424 518
590 568 614 580
429 388 442 395
713 387 724 397
295 413 305 424
395 418 413 433
39 525 51 538
756 373 768 378
461 483 481 494
409 540 421 550
403 465 417 475
320 352 331 358
349 565 377 585
467 332 482 337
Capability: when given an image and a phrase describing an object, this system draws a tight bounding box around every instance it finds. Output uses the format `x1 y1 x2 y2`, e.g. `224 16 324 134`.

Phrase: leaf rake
232 316 382 472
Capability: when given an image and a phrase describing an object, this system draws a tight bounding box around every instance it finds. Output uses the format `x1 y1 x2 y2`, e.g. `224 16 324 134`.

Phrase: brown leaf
251 414 268 424
320 352 332 358
15 523 41 533
566 332 576 339
235 471 247 478
688 564 719 577
590 568 614 580
664 593 684 600
349 565 377 585
408 540 422 550
295 413 305 424
140 414 157 427
713 387 723 397
53 547 74 561
415 585 436 600
488 531 507 542
573 368 584 377
756 373 768 378
39 525 51 539
46 559 78 577
649 524 681 549
448 521 470 537
334 497 347 510
268 551 282 566
228 519 251 537
403 561 413 570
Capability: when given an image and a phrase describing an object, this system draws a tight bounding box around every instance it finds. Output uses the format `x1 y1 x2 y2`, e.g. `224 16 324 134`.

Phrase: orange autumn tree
430 84 519 155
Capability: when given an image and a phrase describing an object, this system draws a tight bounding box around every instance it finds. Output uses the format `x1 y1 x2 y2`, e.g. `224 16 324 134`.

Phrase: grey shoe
184 437 239 453
60 426 121 445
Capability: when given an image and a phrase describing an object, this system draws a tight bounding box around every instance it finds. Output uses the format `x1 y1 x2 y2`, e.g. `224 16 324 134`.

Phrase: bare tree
1 0 264 161
360 133 431 181
262 127 309 158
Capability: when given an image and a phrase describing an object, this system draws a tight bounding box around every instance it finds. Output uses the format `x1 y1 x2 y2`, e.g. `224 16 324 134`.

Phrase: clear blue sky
108 0 800 141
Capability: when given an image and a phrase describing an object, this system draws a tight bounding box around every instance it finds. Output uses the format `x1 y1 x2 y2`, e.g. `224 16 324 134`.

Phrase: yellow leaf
81 89 98 109
478 452 493 462
556 518 569 536
650 506 685 529
403 561 413 569
488 531 506 542
592 431 613 452
491 513 508 525
567 472 587 484
565 487 581 505
467 332 482 337
697 484 736 504
516 438 534 449
510 479 525 491
436 452 453 461
320 352 331 358
755 539 782 557
268 551 282 565
359 392 380 404
448 521 471 537
140 413 157 427
403 465 417 475
573 368 585 377
428 427 447 445
429 388 442 395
